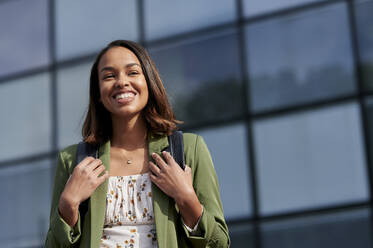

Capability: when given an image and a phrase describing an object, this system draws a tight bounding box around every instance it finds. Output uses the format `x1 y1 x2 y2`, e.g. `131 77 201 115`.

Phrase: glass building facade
1 0 373 247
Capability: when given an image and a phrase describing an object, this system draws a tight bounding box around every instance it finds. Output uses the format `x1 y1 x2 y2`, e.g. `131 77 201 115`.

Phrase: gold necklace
116 142 147 165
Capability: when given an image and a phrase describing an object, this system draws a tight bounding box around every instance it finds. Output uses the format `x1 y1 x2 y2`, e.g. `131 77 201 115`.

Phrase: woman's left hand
149 151 195 203
149 151 203 228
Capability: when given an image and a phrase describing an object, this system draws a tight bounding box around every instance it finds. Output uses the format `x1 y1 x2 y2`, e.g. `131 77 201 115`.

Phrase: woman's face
97 46 149 120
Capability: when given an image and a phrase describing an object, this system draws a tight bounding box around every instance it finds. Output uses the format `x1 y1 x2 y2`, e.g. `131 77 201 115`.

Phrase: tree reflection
250 64 355 111
172 78 244 126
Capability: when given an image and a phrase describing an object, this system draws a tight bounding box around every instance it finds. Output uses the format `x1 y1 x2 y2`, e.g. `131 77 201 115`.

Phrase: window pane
261 208 373 248
0 159 53 247
55 0 138 61
253 102 369 215
150 30 244 126
243 0 325 17
355 0 373 90
195 123 251 218
246 3 356 112
0 73 52 161
229 222 255 248
144 0 236 40
0 0 49 76
57 62 92 148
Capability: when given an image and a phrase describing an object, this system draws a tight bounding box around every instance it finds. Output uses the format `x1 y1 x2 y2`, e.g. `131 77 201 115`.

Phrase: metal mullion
137 0 145 45
48 0 58 179
236 0 262 247
0 151 58 169
346 0 373 227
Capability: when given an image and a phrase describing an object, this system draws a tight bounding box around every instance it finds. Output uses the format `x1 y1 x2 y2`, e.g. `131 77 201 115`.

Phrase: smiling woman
45 40 230 248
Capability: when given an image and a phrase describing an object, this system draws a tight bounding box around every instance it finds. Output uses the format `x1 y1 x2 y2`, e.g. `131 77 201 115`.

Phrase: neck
110 114 148 150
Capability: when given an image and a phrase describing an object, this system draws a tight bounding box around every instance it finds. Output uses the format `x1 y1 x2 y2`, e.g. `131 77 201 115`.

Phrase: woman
45 40 230 247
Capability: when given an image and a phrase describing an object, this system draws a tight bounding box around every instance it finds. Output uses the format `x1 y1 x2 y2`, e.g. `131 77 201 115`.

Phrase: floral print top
100 173 158 248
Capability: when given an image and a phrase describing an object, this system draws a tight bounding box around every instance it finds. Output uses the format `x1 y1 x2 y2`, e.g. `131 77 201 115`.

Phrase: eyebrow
100 63 141 73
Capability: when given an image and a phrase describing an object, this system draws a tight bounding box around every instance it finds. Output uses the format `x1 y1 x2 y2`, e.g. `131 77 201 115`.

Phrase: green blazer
45 132 230 247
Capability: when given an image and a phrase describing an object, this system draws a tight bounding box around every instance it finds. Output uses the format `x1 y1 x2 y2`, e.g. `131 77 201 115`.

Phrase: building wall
0 0 373 247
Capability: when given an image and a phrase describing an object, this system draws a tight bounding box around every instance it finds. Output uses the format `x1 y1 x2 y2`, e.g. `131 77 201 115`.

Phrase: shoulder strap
75 142 98 230
167 131 185 170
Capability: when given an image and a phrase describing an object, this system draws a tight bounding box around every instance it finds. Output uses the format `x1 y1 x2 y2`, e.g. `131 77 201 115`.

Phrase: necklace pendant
127 159 132 164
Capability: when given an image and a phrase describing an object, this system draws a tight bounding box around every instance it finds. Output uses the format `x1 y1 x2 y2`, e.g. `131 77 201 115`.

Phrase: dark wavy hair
82 40 181 145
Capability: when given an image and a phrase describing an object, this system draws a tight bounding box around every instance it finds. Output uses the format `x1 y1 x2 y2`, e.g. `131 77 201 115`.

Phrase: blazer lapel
90 140 110 246
148 133 170 248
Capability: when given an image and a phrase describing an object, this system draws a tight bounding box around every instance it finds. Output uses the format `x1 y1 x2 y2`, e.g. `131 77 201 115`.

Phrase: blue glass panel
253 102 369 215
0 73 51 161
144 0 236 40
150 30 244 126
196 123 251 219
0 0 49 76
246 3 356 112
0 159 53 246
57 61 93 148
261 208 373 248
55 0 138 60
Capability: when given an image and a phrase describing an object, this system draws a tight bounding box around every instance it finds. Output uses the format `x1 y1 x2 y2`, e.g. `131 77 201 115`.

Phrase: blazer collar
89 133 170 247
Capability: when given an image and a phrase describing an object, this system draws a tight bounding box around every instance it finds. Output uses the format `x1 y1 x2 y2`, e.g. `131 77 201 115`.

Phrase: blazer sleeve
45 149 82 248
182 134 230 248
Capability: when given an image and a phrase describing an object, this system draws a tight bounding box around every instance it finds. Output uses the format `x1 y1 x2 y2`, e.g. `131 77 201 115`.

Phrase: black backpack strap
167 131 185 170
76 142 98 230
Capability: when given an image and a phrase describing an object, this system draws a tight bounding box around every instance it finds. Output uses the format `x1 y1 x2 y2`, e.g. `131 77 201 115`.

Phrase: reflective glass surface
355 0 373 90
196 123 251 218
144 0 236 40
0 0 49 77
150 30 244 126
253 102 369 215
243 0 325 17
261 208 373 248
246 3 356 112
55 0 138 61
0 159 53 247
0 73 51 161
229 223 255 248
57 62 92 148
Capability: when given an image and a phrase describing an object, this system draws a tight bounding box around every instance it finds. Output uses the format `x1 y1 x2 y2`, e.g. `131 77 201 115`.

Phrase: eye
128 71 139 76
103 74 115 80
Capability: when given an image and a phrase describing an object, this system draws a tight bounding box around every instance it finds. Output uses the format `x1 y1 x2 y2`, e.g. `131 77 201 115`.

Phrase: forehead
98 46 141 69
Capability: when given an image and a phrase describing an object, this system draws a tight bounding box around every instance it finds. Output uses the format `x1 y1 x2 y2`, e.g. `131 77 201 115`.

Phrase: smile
114 92 135 100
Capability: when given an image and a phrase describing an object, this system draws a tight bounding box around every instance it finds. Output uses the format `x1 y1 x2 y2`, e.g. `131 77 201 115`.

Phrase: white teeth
115 92 134 100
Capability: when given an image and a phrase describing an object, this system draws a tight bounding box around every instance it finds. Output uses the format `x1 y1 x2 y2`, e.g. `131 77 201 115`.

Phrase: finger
85 159 103 171
149 161 162 176
97 171 109 185
75 156 95 168
151 152 168 171
149 172 160 185
161 151 176 167
93 164 106 177
185 165 192 174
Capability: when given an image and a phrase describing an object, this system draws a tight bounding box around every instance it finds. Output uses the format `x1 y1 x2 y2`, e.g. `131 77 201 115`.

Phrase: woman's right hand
58 156 109 227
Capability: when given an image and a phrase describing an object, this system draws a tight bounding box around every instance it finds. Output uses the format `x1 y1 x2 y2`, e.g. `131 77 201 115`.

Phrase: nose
114 78 129 88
